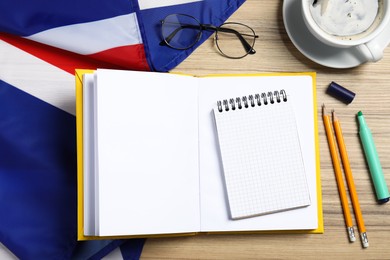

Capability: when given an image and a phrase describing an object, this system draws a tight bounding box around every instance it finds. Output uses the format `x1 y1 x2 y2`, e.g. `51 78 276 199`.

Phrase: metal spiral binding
217 89 287 113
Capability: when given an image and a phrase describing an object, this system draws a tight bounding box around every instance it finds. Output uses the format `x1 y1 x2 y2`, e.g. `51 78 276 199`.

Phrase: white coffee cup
301 0 390 62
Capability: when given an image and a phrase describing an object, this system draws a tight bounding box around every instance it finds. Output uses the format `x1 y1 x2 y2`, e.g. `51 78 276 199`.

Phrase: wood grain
141 0 390 258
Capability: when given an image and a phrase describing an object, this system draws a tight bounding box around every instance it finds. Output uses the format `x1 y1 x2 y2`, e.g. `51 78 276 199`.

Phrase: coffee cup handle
356 42 383 62
356 25 390 62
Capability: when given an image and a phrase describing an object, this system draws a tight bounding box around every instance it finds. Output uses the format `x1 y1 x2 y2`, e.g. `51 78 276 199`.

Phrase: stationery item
332 111 368 248
213 91 311 219
322 105 355 242
326 81 356 104
76 69 323 239
357 111 390 204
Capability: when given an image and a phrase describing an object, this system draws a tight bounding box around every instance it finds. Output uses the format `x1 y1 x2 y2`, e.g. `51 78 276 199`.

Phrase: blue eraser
326 81 356 104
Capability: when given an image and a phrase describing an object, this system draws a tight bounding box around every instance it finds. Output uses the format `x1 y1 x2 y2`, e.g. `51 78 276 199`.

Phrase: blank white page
214 95 310 219
198 75 318 231
82 73 96 236
95 69 200 236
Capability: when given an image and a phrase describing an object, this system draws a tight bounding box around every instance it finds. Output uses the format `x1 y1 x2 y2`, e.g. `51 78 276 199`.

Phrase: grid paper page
214 95 311 219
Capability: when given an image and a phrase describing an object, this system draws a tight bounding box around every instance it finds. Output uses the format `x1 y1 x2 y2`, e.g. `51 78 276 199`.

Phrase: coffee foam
310 0 381 40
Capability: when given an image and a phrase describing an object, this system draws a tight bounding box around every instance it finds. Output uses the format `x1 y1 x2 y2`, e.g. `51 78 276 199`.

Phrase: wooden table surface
0 1 389 259
141 1 390 259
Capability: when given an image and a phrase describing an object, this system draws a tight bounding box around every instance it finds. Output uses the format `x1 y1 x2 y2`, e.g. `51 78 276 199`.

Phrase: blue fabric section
0 0 134 36
71 240 120 260
120 239 146 260
0 80 77 259
138 0 246 71
87 240 125 260
0 81 138 259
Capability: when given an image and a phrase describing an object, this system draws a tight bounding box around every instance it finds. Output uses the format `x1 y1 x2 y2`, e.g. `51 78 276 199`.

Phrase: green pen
357 111 390 203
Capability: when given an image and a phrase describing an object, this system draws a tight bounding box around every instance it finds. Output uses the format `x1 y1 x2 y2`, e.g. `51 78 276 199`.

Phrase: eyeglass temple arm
202 25 258 54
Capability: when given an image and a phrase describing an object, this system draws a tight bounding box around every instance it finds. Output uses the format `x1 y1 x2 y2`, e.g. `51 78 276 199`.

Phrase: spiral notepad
214 90 311 220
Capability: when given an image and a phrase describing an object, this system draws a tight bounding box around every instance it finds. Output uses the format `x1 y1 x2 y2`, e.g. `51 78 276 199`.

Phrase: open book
76 69 323 240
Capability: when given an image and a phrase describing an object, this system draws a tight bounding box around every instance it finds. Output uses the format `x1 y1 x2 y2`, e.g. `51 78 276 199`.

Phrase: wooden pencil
322 104 355 242
332 110 368 248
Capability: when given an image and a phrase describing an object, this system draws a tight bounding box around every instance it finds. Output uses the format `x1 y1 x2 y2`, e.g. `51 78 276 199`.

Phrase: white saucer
283 0 368 69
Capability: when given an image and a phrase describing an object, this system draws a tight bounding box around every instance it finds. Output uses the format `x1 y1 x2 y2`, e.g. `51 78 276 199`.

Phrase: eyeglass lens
215 23 256 59
161 14 202 50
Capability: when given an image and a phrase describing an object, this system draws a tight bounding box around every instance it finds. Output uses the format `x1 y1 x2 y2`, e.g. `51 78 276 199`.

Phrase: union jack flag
0 0 246 73
0 1 245 259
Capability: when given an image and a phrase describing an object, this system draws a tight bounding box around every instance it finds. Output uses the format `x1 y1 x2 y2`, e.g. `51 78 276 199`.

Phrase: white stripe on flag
138 0 203 10
0 243 16 260
0 40 75 115
101 247 124 260
25 13 142 55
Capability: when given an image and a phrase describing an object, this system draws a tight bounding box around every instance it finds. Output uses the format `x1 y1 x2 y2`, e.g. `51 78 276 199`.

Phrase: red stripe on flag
87 44 150 72
0 33 150 74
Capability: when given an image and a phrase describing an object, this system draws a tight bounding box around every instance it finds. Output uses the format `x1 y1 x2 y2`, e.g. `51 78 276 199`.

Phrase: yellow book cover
76 69 323 240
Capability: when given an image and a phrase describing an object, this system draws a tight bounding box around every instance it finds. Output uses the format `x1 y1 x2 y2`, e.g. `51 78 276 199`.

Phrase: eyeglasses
160 14 258 59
